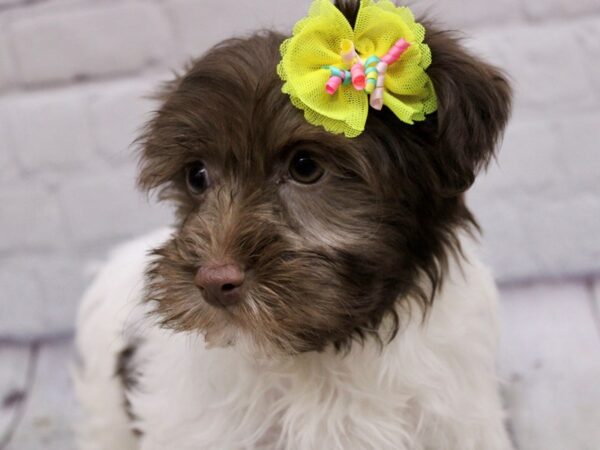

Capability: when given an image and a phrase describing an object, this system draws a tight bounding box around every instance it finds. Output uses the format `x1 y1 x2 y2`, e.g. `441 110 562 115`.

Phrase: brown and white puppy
75 1 513 449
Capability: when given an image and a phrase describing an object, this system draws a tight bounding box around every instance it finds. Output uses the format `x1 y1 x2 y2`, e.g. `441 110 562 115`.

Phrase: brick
169 0 521 61
577 18 600 94
498 281 600 450
462 35 498 65
472 182 600 282
88 80 159 165
0 259 46 338
6 90 96 173
168 0 521 61
413 0 522 29
522 193 600 278
0 186 64 252
167 0 310 59
0 254 86 338
9 341 79 449
8 2 171 85
0 251 98 339
554 113 600 191
473 24 595 114
523 0 600 21
38 254 88 311
0 31 14 91
59 168 172 246
35 256 87 336
0 107 20 183
0 347 30 440
468 192 540 282
473 118 564 197
0 142 18 184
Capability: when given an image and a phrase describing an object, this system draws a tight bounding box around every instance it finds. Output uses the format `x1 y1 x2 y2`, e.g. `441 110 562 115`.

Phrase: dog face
137 1 511 354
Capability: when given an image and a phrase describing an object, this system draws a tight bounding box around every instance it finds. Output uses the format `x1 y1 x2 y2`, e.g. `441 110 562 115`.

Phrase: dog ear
136 72 185 196
425 28 512 196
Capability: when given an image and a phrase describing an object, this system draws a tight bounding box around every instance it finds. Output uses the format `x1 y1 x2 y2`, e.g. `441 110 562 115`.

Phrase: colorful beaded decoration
277 0 437 138
323 38 411 111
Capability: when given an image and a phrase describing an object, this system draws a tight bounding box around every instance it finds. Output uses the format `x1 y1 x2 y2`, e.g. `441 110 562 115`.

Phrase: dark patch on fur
136 0 512 354
115 345 143 437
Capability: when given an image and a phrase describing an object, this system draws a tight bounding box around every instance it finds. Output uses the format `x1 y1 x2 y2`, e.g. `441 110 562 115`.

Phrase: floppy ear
136 71 186 195
425 27 512 195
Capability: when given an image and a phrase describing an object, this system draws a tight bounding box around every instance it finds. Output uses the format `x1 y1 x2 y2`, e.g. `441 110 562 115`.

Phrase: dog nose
194 264 245 308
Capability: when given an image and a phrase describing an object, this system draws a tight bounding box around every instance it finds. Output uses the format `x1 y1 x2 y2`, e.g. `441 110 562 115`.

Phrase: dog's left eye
185 162 210 194
289 151 324 184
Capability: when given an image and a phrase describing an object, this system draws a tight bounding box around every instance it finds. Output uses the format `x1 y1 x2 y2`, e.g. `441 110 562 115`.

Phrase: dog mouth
147 237 396 354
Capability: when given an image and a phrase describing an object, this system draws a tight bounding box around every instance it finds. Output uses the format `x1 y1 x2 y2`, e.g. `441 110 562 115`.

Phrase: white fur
74 229 513 450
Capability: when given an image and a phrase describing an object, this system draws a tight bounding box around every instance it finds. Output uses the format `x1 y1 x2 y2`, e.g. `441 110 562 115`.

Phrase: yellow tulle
277 0 437 138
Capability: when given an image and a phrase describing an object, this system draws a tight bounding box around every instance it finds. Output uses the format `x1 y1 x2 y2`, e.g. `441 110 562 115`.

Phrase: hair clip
277 0 437 138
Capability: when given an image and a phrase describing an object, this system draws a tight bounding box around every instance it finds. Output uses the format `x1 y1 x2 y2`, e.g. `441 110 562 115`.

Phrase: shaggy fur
75 1 513 448
136 31 510 354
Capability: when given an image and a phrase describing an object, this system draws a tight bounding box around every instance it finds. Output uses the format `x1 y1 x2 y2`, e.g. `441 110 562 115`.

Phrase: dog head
137 0 511 354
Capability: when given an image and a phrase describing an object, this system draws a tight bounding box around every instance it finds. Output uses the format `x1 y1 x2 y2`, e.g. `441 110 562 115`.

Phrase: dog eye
289 151 324 184
185 162 210 194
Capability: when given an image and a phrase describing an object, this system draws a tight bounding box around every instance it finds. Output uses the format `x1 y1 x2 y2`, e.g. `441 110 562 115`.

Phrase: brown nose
194 263 245 308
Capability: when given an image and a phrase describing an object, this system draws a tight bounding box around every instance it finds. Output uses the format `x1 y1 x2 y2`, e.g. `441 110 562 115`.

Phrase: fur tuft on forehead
135 3 511 353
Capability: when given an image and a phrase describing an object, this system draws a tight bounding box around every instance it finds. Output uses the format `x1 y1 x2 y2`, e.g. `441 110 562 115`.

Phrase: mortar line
0 331 73 348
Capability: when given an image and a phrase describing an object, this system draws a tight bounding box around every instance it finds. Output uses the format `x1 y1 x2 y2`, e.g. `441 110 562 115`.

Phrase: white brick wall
6 90 95 171
0 0 599 339
8 2 171 86
0 186 64 253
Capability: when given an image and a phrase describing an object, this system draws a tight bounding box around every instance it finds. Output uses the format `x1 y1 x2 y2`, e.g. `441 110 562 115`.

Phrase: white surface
499 281 600 450
0 347 30 443
7 342 78 450
1 282 600 448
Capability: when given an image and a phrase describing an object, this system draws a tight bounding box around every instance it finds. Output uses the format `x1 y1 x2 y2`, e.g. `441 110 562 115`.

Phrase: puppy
74 1 513 449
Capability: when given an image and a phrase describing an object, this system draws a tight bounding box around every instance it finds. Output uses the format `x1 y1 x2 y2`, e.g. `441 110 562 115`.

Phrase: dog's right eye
185 162 210 194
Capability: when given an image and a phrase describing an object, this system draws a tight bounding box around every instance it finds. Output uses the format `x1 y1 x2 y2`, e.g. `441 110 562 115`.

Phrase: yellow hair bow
277 0 437 138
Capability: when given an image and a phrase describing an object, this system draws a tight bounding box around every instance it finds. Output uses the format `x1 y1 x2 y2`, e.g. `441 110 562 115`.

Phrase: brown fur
115 345 142 436
137 1 512 354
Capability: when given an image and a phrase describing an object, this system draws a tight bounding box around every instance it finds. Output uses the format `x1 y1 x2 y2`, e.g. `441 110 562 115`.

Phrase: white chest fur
75 230 512 450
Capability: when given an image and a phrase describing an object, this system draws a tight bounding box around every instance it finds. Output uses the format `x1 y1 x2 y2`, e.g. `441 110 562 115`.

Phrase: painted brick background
0 0 599 340
1 2 600 449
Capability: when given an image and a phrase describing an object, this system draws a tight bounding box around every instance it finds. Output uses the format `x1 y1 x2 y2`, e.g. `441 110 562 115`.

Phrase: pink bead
383 39 411 65
388 47 403 58
397 39 410 49
376 61 388 74
326 76 343 95
382 54 395 65
351 63 366 90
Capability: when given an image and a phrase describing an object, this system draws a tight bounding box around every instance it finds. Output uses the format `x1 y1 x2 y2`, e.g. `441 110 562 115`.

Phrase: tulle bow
277 0 437 137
